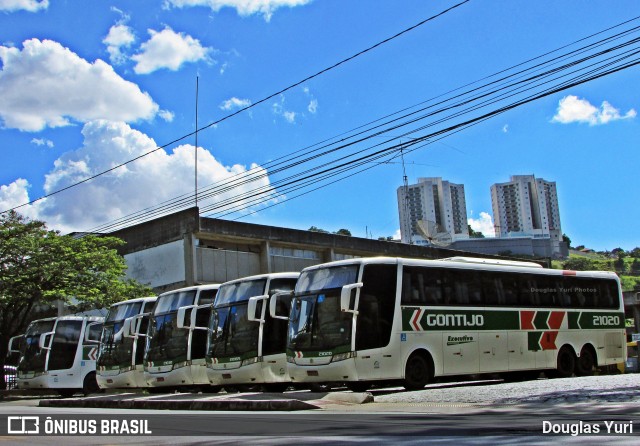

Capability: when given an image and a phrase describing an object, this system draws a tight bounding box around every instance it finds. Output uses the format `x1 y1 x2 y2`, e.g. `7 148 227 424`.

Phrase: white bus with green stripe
202 273 299 392
96 296 157 389
143 284 219 390
10 315 104 397
280 257 625 391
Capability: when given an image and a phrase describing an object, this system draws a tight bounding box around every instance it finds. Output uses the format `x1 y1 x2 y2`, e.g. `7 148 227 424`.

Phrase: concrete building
112 207 485 293
397 177 469 246
491 175 562 256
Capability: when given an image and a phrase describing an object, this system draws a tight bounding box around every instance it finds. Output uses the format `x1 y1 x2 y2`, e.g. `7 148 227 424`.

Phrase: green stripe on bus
401 307 624 331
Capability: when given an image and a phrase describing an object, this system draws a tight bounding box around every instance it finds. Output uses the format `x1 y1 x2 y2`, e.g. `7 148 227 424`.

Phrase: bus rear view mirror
248 295 269 323
270 291 293 320
176 305 197 329
39 332 54 350
340 283 363 313
8 335 23 354
84 321 103 344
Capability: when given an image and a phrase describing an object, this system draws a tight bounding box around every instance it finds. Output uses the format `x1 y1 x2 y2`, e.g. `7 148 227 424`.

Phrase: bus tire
552 346 576 378
403 351 432 391
82 372 100 395
576 347 595 376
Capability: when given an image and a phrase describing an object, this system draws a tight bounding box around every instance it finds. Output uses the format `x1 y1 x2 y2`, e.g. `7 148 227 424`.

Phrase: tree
562 257 598 271
562 233 572 248
0 211 151 389
468 225 485 239
308 226 329 234
334 229 352 236
630 247 640 259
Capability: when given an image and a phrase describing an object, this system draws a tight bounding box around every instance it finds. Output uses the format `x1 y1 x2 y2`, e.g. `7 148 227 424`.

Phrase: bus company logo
409 309 485 331
446 335 475 346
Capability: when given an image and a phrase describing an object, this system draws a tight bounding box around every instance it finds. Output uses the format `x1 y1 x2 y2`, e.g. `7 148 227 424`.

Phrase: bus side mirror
121 316 134 338
176 305 197 329
84 322 103 344
269 291 293 321
247 295 269 323
39 332 54 350
340 283 363 313
8 335 24 354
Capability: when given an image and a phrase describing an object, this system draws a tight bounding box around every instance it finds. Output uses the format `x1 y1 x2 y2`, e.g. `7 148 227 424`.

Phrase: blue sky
0 0 638 252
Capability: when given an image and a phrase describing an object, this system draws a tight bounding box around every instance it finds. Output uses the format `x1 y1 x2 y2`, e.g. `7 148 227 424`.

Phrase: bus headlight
331 352 356 362
172 361 189 370
241 357 260 367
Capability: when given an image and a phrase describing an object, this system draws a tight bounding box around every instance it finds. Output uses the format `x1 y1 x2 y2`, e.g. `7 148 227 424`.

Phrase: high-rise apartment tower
397 177 469 245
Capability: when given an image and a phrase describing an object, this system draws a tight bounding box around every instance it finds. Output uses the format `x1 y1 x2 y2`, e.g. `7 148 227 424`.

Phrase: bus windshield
17 320 55 374
154 290 197 315
98 321 134 369
288 291 352 351
106 301 142 322
207 305 259 358
146 312 189 364
215 279 267 306
288 265 358 352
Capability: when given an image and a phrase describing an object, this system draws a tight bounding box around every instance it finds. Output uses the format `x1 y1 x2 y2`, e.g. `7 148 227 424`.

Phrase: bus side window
423 269 443 305
401 272 413 305
519 277 536 307
501 274 519 306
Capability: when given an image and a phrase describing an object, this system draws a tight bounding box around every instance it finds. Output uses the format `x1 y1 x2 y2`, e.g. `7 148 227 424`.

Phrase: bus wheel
404 352 432 391
552 346 576 378
82 372 100 395
346 382 370 392
576 348 595 376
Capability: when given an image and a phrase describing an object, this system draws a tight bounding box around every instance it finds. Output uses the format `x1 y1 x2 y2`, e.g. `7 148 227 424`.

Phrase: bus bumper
287 358 358 384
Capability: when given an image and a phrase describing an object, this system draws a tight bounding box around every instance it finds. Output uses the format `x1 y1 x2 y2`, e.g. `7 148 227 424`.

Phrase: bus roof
28 315 105 324
219 272 300 287
110 296 157 307
298 256 620 280
158 283 221 297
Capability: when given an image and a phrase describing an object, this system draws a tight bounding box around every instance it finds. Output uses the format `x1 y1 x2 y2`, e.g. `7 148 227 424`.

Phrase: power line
1 0 471 216
87 18 640 233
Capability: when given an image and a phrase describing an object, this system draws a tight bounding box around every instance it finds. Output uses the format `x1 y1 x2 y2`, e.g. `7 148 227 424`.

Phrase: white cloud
272 96 296 124
220 97 251 111
166 0 312 22
3 120 276 233
468 211 495 237
0 178 30 211
308 99 318 114
132 27 211 74
31 137 54 148
552 95 636 126
502 124 509 133
0 39 159 131
282 111 296 123
0 0 48 12
158 109 175 122
103 24 135 65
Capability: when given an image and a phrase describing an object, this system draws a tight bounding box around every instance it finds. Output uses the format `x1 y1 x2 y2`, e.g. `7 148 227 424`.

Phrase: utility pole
195 76 199 208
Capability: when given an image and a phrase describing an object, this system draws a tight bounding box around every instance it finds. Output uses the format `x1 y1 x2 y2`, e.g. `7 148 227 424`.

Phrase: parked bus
96 296 157 389
200 273 299 392
9 315 104 397
279 257 625 391
143 284 219 390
